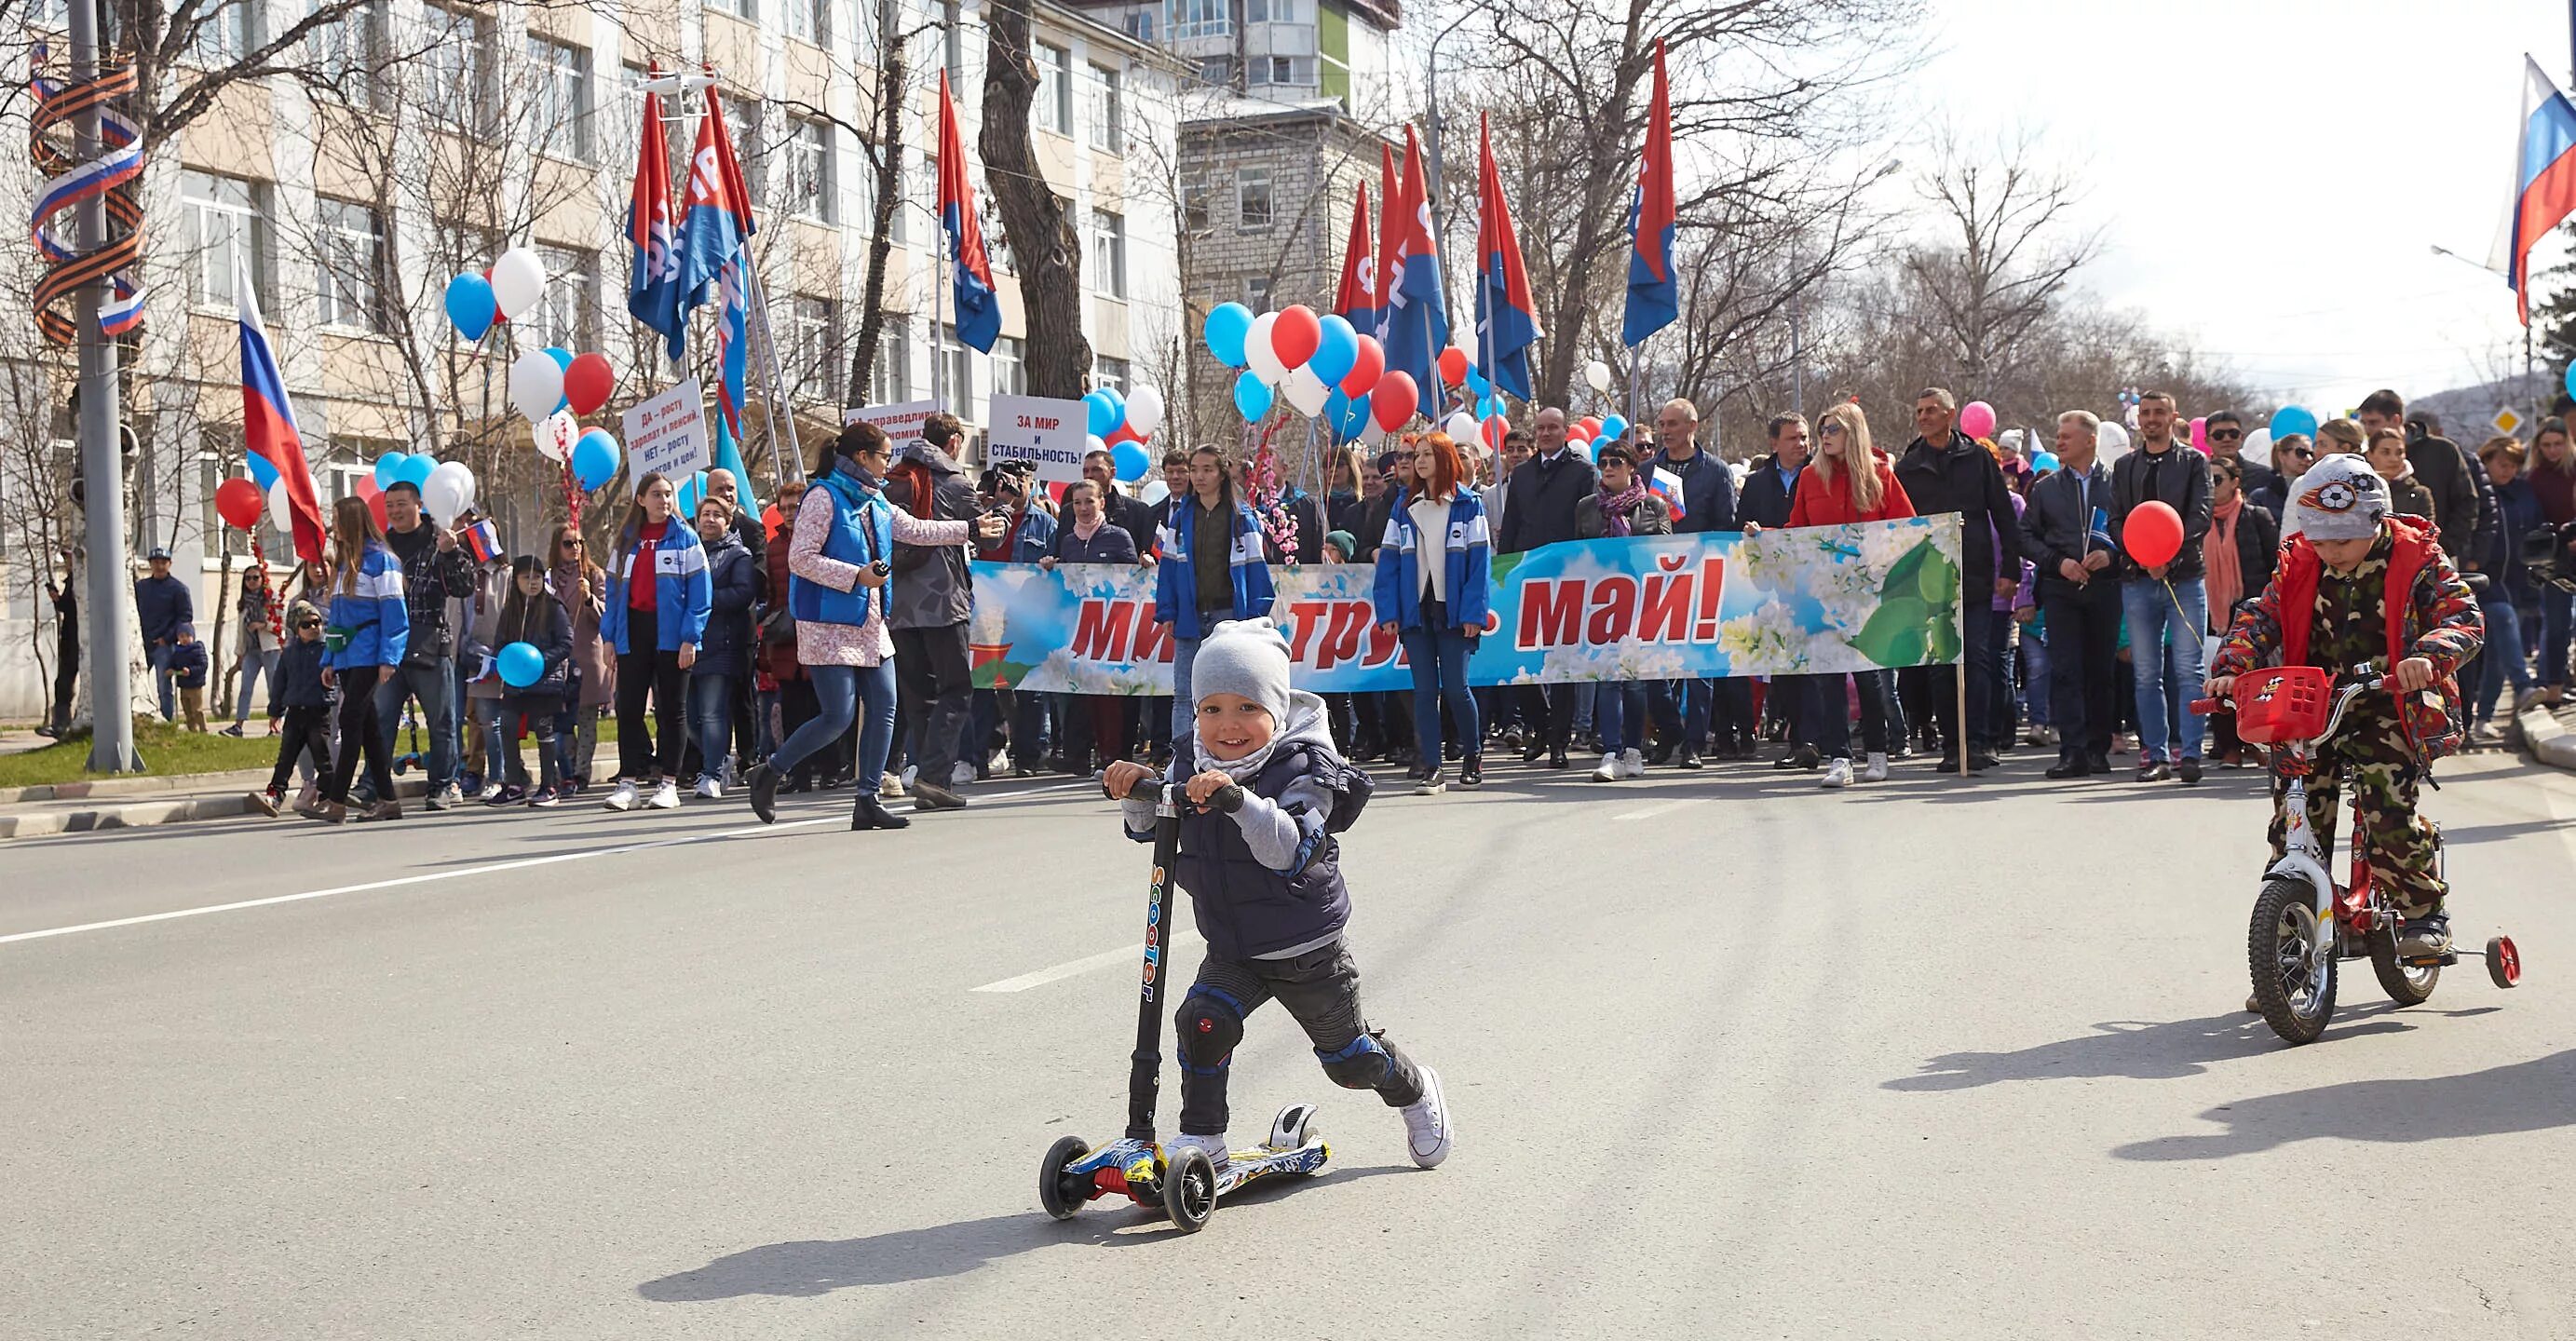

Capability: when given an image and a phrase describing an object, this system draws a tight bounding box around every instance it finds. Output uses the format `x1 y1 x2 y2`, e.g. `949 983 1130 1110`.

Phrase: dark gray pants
893 622 972 785
1174 941 1424 1137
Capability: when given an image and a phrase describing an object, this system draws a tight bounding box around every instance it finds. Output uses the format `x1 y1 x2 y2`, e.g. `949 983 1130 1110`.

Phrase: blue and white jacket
323 542 411 670
1152 499 1276 640
1371 488 1493 632
601 521 713 654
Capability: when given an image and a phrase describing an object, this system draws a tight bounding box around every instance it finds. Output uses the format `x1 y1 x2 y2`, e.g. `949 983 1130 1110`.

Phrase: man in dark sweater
374 480 472 807
2205 410 2275 500
2108 390 2215 784
1645 397 1747 765
1084 448 1159 562
1892 387 2025 773
134 545 194 721
1498 407 1598 769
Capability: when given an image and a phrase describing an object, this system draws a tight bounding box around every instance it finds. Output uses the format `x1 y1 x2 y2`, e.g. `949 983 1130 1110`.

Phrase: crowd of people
45 384 2565 829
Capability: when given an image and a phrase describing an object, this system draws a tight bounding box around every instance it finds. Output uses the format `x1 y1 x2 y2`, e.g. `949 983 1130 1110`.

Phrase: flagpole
932 217 947 420
737 253 795 491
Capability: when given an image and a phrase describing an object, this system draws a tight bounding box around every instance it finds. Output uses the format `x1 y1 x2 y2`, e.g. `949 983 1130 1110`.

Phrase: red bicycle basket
2234 666 2333 744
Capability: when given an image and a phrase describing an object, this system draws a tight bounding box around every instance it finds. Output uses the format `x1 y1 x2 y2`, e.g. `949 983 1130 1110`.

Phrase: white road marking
0 818 834 947
1613 798 1702 821
972 945 1142 993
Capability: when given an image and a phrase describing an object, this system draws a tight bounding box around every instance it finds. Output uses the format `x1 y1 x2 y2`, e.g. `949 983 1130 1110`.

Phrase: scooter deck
1213 1137 1330 1196
1060 1135 1330 1207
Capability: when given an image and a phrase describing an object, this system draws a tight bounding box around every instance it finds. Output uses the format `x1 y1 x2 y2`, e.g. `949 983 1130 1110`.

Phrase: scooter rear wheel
2250 877 2336 1045
2488 936 2523 988
1038 1135 1091 1221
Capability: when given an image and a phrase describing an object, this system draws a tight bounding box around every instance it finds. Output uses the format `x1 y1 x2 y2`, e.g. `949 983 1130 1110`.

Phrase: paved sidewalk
0 768 432 839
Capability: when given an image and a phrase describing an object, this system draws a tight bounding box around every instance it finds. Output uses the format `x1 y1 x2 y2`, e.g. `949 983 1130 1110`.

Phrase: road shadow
2115 1047 2576 1161
1885 1006 2423 1091
635 1163 1409 1299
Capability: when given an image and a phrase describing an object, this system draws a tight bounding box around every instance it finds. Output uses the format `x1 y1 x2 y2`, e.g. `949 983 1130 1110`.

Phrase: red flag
1474 114 1537 400
1622 39 1678 345
702 73 756 236
936 69 1001 352
1335 182 1376 340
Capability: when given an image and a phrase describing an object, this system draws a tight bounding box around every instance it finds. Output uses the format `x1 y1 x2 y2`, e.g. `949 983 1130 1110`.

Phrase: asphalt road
6 749 2575 1339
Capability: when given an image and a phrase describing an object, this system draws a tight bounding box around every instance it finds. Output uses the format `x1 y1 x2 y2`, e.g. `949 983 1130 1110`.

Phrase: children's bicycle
2192 665 2522 1046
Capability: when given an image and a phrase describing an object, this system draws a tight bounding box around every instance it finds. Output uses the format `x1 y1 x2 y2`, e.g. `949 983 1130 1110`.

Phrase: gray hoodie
884 438 981 630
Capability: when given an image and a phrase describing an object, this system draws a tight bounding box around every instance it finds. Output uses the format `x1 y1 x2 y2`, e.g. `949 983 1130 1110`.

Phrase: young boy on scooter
2205 453 2484 957
1101 616 1453 1173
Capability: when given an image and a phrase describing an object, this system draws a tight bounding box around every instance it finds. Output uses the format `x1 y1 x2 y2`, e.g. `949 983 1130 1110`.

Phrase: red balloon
1481 413 1509 452
1578 416 1603 440
365 488 389 532
1372 371 1419 431
762 503 785 539
1271 305 1322 369
216 477 264 531
2123 500 2185 568
1338 335 1384 399
563 352 616 416
1438 347 1470 387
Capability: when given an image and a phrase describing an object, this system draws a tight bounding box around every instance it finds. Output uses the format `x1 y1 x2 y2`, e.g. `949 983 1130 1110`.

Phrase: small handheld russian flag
461 519 502 564
1650 467 1688 523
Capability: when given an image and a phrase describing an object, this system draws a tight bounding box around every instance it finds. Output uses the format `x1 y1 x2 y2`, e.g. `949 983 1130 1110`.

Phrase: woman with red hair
1373 432 1493 793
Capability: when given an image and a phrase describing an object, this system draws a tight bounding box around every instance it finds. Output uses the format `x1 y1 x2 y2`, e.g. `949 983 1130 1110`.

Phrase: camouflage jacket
2211 517 2483 762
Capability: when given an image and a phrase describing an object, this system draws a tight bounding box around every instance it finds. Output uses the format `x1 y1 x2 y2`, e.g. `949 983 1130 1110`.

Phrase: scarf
2204 494 2244 632
1071 512 1105 544
1596 480 1649 536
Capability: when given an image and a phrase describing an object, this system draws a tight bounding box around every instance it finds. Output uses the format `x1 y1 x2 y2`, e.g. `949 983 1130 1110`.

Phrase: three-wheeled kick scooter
2192 664 2522 1046
1036 780 1330 1233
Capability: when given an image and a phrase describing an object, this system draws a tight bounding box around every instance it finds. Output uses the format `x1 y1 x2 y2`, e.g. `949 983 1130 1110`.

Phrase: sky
1906 0 2573 413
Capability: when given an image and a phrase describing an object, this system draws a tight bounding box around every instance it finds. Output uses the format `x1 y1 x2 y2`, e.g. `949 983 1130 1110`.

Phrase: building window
316 199 386 332
872 314 910 403
992 336 1025 399
938 327 972 419
1236 167 1272 231
183 170 266 311
1090 64 1124 154
1250 56 1311 87
786 0 826 44
1091 210 1126 299
1243 278 1270 313
310 0 386 107
1196 56 1232 87
725 96 763 198
791 296 839 402
533 246 597 349
789 118 836 223
1169 0 1230 40
1035 44 1070 135
710 0 755 18
1124 9 1157 41
1093 357 1130 396
424 6 494 131
1180 174 1209 233
1247 0 1305 20
190 0 255 64
528 36 594 162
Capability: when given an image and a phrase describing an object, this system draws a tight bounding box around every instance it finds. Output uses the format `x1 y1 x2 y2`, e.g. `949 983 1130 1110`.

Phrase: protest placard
621 379 711 482
983 394 1089 484
845 399 938 442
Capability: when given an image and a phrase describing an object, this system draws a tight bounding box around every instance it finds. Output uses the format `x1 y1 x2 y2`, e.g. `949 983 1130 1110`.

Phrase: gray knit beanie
1189 616 1293 724
2287 454 2390 542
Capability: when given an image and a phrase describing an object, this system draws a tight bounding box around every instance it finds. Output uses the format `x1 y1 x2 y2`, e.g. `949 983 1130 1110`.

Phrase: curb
2524 704 2576 772
0 768 277 806
0 777 431 841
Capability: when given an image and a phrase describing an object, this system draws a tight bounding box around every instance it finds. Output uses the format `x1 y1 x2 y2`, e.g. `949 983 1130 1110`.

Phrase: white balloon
2096 420 2131 461
267 476 292 533
536 410 578 462
1125 384 1166 438
423 460 473 522
1585 360 1613 395
1244 312 1286 386
1356 416 1386 447
1139 479 1171 507
2243 426 2273 460
1085 433 1109 456
1444 411 1479 443
1283 366 1330 416
490 248 548 320
509 349 565 423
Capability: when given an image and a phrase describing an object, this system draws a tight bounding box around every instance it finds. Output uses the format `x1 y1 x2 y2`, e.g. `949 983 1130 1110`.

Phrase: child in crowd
493 555 576 806
1101 617 1451 1172
2208 454 2483 958
170 622 210 732
248 603 332 817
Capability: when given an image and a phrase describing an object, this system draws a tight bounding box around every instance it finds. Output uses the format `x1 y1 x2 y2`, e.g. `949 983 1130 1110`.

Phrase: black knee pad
1176 989 1245 1075
1316 1032 1392 1090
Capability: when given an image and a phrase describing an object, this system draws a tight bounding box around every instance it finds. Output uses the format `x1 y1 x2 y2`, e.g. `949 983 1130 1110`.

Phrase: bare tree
1901 127 2103 403
979 0 1091 398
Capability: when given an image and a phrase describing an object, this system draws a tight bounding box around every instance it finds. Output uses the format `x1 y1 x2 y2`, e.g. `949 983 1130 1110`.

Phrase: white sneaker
602 780 639 811
693 776 723 800
901 765 919 791
1164 1131 1230 1175
1402 1066 1452 1169
988 746 1012 773
1591 752 1620 781
473 781 505 802
1620 748 1646 779
1861 752 1890 783
950 761 976 788
646 779 682 809
1821 757 1853 789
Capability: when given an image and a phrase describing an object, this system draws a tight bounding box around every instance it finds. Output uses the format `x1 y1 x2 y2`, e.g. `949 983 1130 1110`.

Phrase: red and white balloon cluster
1204 302 1415 440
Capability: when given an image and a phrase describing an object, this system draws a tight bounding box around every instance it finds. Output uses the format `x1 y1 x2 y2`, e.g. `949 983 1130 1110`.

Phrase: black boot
853 792 912 830
746 762 780 824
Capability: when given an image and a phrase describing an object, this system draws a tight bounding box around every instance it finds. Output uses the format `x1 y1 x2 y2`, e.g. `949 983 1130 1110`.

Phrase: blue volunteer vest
788 471 896 628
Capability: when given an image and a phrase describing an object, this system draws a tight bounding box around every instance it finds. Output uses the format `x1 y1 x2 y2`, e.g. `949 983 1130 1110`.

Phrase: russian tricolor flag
237 289 327 562
2504 57 2576 325
1649 467 1688 523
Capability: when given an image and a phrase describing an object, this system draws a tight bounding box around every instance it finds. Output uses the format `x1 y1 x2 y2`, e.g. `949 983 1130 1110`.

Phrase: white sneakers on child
1402 1066 1452 1169
1821 757 1853 789
646 779 682 809
602 780 639 811
1165 1131 1230 1174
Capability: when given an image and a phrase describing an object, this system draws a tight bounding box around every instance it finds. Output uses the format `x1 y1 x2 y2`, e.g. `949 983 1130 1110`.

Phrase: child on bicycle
2205 453 2484 956
1101 616 1452 1173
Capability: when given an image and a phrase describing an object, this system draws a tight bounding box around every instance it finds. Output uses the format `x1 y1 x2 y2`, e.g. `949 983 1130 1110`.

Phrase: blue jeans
1398 624 1480 764
2021 619 2053 727
2542 587 2573 690
468 696 509 783
690 671 737 783
373 657 458 790
232 645 280 724
1650 678 1715 751
774 661 899 790
2121 576 2209 763
148 642 177 720
1592 682 1649 752
2476 591 2533 720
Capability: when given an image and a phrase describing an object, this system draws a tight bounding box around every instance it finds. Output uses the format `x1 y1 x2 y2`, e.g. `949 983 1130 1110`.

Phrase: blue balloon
244 451 279 490
443 274 496 341
543 346 574 372
497 641 546 689
1204 303 1254 369
2030 452 2061 474
1234 370 1274 422
396 454 436 491
2563 361 2576 402
1598 414 1630 443
2269 404 2319 442
1084 390 1119 439
1464 367 1491 400
1111 440 1150 482
373 451 411 491
571 428 621 492
1309 315 1359 386
1478 394 1505 420
1325 388 1370 443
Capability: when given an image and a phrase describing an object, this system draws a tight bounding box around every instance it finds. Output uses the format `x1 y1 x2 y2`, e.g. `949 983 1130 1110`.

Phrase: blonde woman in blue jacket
601 472 714 812
315 494 410 823
1372 432 1493 793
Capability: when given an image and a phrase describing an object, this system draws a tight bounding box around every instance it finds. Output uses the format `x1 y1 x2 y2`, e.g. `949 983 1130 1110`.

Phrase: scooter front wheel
1162 1145 1216 1233
2250 877 2336 1045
